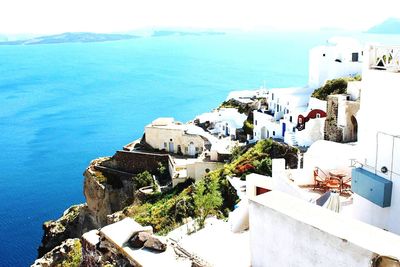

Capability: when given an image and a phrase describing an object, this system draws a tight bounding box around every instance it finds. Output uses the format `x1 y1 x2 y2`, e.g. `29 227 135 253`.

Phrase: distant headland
366 18 400 34
0 30 226 45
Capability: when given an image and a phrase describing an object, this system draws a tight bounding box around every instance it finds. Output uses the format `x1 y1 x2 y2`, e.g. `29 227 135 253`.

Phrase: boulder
128 231 151 248
143 236 167 252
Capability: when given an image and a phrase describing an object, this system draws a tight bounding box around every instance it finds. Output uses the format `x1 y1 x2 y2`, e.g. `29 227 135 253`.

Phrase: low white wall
249 191 400 267
295 118 325 147
186 161 223 181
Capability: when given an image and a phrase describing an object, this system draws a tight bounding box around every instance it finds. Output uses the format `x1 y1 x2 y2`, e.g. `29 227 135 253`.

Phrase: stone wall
101 150 170 176
324 95 343 142
324 95 359 143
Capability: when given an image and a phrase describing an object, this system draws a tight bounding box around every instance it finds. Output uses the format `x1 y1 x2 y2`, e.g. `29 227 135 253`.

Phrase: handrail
370 45 400 72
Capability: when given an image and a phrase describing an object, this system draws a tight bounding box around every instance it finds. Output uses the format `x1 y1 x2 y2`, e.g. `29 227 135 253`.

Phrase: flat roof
250 191 400 259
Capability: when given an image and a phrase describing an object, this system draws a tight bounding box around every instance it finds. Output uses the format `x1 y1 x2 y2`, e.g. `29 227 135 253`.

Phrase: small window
316 113 321 118
272 93 274 100
255 132 257 136
164 142 167 148
205 168 210 173
222 126 225 130
289 116 292 123
255 120 257 125
170 138 173 142
293 127 296 132
323 53 326 57
185 147 188 153
195 147 199 152
352 52 359 62
273 131 275 136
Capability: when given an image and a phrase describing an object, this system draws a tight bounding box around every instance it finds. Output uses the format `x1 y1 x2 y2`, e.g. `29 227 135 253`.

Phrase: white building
145 118 206 157
351 44 400 234
195 108 247 139
308 37 363 89
253 87 327 147
246 44 400 266
253 38 363 147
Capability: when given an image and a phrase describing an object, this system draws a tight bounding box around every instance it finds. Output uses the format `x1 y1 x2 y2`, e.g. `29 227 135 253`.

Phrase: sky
0 0 399 34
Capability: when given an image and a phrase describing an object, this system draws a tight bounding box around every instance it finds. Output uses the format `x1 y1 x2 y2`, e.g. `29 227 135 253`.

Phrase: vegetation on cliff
311 76 361 101
226 139 298 178
117 139 297 234
56 239 82 267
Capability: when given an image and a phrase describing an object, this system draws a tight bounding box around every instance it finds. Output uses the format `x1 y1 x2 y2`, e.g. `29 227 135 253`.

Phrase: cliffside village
35 39 400 266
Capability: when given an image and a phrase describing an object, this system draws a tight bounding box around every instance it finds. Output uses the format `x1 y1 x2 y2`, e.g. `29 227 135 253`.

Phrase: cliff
37 157 140 257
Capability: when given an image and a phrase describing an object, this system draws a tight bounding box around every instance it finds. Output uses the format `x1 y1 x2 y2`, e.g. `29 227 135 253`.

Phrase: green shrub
311 76 361 101
133 171 154 188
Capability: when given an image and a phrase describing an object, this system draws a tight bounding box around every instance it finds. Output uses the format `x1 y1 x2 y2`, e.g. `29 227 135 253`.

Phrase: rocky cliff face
37 157 137 257
83 160 137 226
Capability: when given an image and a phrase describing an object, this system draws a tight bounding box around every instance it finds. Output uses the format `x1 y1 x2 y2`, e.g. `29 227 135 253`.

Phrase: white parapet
249 191 400 267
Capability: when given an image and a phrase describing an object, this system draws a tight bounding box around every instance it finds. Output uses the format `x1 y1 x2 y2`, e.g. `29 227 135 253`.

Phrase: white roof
151 117 175 126
196 108 247 129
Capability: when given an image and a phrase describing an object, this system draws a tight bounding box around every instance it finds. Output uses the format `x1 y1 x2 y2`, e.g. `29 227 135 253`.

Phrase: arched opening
351 115 358 142
188 142 196 156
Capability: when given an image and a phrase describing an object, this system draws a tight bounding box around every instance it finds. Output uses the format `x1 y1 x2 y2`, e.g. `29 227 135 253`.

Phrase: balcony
369 45 400 72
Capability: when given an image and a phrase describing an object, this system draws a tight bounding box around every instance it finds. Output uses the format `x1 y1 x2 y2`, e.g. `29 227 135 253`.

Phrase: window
272 93 274 100
293 127 296 132
323 53 326 57
316 113 321 118
255 120 257 125
195 147 199 152
352 52 359 62
205 168 210 173
170 138 173 142
164 142 167 148
255 132 257 136
289 116 292 122
273 131 275 136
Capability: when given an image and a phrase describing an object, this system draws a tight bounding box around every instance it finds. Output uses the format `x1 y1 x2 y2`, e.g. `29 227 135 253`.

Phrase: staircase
285 132 298 146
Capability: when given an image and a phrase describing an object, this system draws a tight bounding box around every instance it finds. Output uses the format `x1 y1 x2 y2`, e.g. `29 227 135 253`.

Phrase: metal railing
370 45 400 72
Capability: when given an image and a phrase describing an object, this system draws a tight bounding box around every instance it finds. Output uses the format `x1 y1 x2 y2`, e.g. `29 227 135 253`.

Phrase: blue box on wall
352 168 392 208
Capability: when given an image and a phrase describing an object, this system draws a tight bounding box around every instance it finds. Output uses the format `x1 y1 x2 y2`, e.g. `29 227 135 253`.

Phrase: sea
1 31 400 266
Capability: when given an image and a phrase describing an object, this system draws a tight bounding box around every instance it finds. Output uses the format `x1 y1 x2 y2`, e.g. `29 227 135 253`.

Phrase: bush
134 171 154 189
311 76 361 101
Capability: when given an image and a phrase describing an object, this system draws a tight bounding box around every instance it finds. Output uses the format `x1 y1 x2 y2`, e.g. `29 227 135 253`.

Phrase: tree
193 176 223 229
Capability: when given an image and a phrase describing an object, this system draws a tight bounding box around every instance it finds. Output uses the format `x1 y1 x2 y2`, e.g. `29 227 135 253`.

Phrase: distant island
152 30 225 37
0 32 138 45
367 18 400 34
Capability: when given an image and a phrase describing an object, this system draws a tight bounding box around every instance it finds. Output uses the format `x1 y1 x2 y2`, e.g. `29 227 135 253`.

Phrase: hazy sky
0 0 399 34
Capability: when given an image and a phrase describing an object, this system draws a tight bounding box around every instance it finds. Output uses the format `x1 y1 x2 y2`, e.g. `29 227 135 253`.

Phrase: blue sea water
1 31 400 266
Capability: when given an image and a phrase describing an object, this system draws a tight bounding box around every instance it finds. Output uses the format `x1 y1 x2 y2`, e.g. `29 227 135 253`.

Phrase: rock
128 231 151 248
143 236 167 252
37 204 98 257
32 238 81 267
